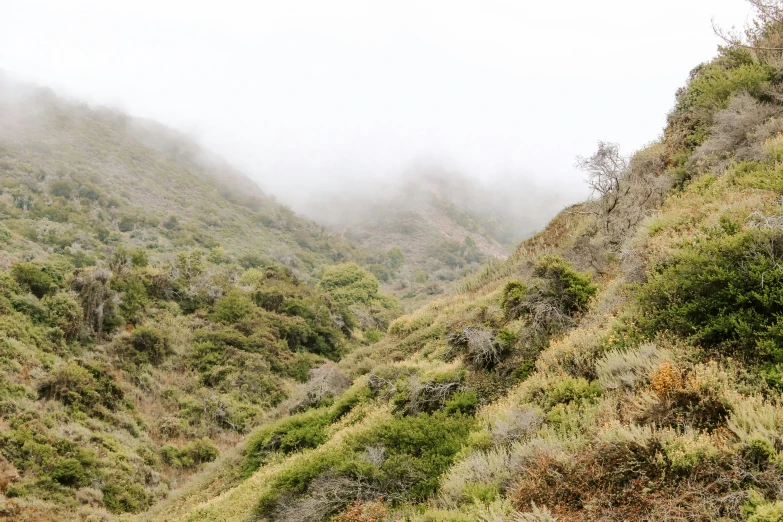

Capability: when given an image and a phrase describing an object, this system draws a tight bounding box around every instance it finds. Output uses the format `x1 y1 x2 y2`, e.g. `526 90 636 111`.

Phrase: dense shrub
10 294 48 323
243 385 369 478
160 438 219 468
350 411 475 500
213 290 256 324
638 228 783 380
532 255 597 315
500 280 527 319
0 423 101 500
49 458 89 487
38 361 125 414
255 411 474 519
11 263 57 298
540 377 601 410
49 180 76 199
242 409 334 478
128 326 171 365
110 271 149 321
188 334 285 411
320 263 383 305
667 47 778 151
679 53 775 115
101 482 150 514
42 292 82 340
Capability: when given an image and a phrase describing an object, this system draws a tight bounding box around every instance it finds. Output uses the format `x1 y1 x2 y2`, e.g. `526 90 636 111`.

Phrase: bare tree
446 326 505 369
74 267 115 342
403 374 464 415
291 363 352 412
713 0 783 52
575 141 627 216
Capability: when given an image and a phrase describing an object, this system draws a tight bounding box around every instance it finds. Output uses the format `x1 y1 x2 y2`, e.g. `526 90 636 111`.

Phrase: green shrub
668 48 778 150
49 180 76 199
255 412 474 517
160 438 219 468
11 294 48 323
129 326 171 365
38 361 125 413
533 255 597 315
363 329 383 343
678 49 776 114
0 424 99 496
130 249 149 267
0 224 12 244
542 377 601 409
101 482 150 514
501 280 527 319
744 497 783 522
11 262 56 298
213 290 256 324
638 229 783 378
443 390 479 415
42 292 82 340
49 458 89 487
242 408 333 477
111 272 149 321
387 247 405 269
254 449 353 517
320 263 382 305
350 411 475 500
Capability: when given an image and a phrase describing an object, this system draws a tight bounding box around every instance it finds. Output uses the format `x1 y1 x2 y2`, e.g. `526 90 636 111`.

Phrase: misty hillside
0 76 409 521
0 75 368 273
137 3 783 522
9 2 783 522
303 172 562 305
0 76 534 309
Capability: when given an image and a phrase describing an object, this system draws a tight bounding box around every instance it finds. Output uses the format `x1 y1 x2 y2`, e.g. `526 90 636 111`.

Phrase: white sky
0 0 755 210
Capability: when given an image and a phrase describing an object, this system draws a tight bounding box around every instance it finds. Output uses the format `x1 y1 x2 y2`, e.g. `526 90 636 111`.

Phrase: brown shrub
0 458 19 493
508 438 783 522
334 500 388 522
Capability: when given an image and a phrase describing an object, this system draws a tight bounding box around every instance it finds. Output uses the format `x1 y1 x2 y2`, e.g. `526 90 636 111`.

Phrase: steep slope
0 75 366 273
306 172 562 307
0 78 405 521
146 4 783 522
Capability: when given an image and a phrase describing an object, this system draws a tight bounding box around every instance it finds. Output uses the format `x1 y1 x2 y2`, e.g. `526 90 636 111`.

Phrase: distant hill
0 75 366 273
300 170 564 305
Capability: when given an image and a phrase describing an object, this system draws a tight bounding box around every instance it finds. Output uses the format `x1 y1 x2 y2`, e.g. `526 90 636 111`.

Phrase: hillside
0 75 370 273
303 172 561 306
135 3 783 522
0 76 557 312
0 78 406 521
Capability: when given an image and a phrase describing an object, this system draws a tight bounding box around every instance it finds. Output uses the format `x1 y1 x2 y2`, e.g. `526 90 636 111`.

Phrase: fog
0 0 754 226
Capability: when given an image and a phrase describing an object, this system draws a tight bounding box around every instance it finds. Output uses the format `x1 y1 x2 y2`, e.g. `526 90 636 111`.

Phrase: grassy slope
143 207 594 522
0 76 366 273
149 10 783 522
0 79 405 521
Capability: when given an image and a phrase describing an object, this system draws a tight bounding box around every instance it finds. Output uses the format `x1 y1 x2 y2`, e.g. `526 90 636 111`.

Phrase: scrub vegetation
7 1 783 521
